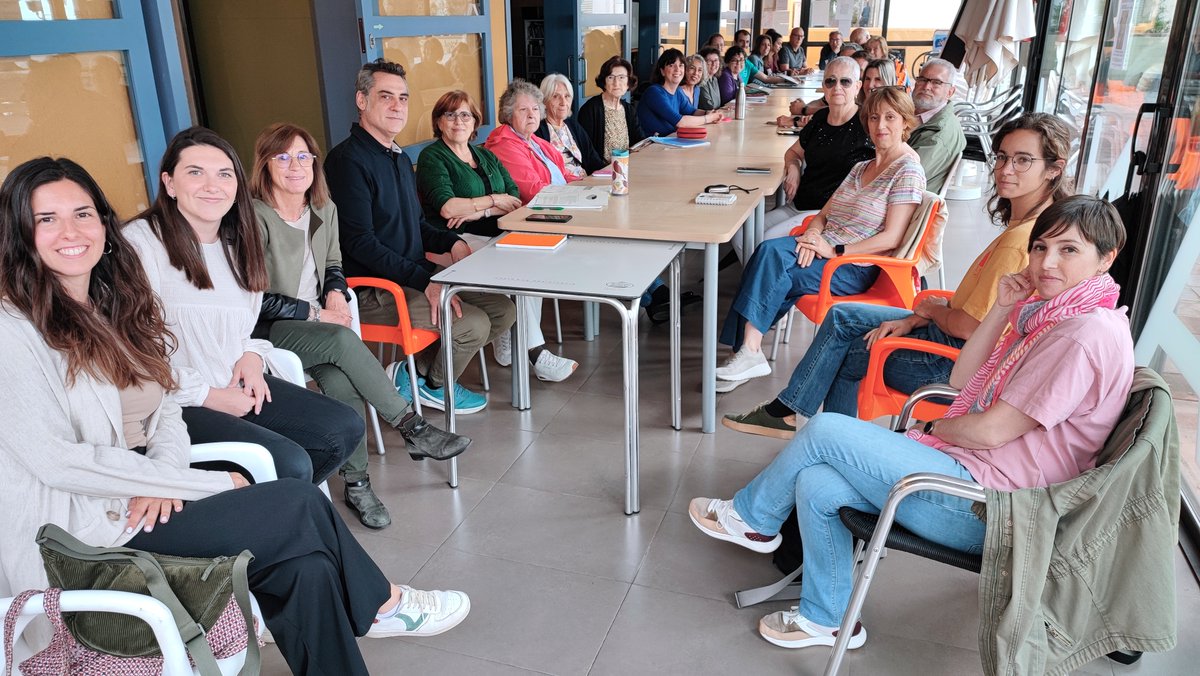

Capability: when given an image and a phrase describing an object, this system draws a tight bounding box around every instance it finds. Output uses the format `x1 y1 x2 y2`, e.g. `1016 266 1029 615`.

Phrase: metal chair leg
367 403 386 455
554 299 563 344
407 356 422 416
478 348 490 391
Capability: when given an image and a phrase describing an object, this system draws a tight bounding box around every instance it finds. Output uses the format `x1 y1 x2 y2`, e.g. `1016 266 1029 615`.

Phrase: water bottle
735 78 747 120
611 149 629 196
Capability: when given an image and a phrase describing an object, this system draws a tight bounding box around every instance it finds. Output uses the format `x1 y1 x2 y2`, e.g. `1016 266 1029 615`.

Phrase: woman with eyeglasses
418 90 524 242
123 126 361 485
724 113 1074 438
718 46 748 107
698 47 724 111
576 56 645 163
733 57 875 262
638 48 723 137
484 81 581 382
536 73 606 178
251 122 472 529
718 86 925 383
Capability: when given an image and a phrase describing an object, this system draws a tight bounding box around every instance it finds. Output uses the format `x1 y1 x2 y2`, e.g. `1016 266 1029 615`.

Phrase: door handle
1130 102 1161 176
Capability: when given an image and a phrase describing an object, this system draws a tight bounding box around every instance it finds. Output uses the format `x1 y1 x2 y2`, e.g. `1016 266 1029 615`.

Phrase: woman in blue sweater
637 48 722 137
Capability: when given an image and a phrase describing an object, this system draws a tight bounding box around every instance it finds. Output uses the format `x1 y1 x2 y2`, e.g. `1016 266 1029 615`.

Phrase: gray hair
498 79 544 126
354 58 406 98
538 73 574 105
685 54 710 85
825 56 862 80
920 58 957 82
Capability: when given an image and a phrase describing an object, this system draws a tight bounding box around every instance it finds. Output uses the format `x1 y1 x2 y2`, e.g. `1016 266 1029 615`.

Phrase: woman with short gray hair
484 80 581 382
535 73 605 177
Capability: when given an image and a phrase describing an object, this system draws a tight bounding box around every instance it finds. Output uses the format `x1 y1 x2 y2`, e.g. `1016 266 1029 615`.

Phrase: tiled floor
259 191 1200 675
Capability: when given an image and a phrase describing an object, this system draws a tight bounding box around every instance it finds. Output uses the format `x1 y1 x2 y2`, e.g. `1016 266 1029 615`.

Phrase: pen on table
531 206 564 211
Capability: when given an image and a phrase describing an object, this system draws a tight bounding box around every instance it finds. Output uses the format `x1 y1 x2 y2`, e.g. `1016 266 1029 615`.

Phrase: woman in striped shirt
717 87 926 382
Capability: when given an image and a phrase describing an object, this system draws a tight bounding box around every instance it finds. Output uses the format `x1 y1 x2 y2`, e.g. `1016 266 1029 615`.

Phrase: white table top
431 236 685 300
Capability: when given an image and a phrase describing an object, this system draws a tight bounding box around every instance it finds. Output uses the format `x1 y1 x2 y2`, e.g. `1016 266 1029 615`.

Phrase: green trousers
268 320 409 482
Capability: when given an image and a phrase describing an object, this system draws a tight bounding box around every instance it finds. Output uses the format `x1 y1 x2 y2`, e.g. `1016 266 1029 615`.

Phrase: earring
103 240 113 255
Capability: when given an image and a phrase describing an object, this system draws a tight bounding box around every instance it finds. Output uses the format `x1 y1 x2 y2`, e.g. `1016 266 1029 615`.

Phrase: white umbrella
954 0 1036 87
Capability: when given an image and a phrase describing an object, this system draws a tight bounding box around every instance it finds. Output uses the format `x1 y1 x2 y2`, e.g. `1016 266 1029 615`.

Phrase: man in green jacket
907 58 966 195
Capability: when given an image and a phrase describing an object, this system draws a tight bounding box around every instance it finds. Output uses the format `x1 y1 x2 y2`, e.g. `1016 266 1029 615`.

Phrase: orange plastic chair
792 193 943 326
347 276 460 416
856 289 960 422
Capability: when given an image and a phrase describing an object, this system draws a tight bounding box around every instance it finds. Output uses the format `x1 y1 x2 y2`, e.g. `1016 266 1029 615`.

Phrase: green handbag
35 523 260 676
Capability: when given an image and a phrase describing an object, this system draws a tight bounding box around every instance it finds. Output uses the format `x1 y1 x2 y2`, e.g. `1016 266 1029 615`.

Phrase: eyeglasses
823 77 856 89
605 74 629 81
704 184 759 194
441 111 475 122
913 76 950 88
988 152 1050 173
270 152 316 167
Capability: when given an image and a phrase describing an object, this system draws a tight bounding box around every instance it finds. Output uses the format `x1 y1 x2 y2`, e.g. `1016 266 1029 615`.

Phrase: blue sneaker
385 362 418 403
417 379 487 414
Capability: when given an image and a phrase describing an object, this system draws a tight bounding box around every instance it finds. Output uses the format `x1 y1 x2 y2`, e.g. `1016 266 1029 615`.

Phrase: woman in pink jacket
485 80 580 203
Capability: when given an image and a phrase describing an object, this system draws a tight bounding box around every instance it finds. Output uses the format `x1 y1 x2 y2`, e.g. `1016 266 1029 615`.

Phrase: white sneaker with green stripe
366 585 471 638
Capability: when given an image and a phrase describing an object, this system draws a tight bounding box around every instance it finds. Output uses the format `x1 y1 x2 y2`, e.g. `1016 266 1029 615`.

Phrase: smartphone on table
525 213 573 223
736 167 772 174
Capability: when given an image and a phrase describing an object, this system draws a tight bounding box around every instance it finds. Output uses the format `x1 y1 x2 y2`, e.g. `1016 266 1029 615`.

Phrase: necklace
276 203 309 222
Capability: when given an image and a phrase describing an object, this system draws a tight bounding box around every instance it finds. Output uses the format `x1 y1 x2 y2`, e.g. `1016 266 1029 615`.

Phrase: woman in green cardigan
418 90 578 383
250 122 471 529
416 90 522 248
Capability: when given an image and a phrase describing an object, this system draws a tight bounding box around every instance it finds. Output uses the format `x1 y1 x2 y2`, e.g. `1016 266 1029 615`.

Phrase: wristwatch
922 419 937 435
834 244 846 257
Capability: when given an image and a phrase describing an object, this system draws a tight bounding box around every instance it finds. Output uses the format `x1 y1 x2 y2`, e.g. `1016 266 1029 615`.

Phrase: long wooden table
497 89 817 433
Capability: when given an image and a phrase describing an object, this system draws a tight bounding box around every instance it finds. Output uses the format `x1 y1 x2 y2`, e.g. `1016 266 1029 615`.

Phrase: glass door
356 0 497 151
1131 2 1200 554
544 2 633 102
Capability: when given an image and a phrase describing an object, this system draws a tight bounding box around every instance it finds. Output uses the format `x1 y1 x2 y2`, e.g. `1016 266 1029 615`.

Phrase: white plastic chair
1 443 275 675
261 347 332 499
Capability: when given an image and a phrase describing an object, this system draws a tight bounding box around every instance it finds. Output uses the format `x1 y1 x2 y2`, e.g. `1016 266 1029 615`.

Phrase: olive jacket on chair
978 368 1180 675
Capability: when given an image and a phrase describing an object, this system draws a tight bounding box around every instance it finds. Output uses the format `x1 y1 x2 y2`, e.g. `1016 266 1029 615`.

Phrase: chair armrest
897 382 961 429
263 348 305 387
346 277 414 331
4 591 193 675
806 252 919 311
190 442 279 483
787 214 818 237
346 287 363 336
914 289 954 305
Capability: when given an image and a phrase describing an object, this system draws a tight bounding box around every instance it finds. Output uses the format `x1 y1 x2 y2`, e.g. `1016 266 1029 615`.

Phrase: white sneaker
758 607 867 650
715 346 771 381
533 350 578 382
365 585 471 638
688 497 781 554
493 332 512 367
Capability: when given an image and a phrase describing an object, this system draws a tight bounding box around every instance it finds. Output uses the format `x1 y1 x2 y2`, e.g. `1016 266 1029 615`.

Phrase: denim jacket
978 368 1179 675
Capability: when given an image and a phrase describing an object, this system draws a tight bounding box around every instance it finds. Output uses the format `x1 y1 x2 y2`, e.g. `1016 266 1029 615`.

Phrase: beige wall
187 0 326 164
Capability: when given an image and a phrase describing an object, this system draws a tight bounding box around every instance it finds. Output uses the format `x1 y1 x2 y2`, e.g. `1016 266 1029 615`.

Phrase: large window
382 34 485 147
803 0 958 72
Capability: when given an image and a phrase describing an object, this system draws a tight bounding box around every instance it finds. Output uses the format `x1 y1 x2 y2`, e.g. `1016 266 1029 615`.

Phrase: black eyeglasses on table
704 184 760 194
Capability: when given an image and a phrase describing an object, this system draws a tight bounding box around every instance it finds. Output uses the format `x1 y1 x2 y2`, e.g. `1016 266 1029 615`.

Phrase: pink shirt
939 308 1134 491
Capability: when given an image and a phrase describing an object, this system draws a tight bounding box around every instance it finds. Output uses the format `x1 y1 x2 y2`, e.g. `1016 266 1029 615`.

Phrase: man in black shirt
326 59 514 418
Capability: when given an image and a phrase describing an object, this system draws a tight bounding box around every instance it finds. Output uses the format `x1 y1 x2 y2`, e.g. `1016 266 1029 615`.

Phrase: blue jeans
732 413 985 627
720 238 879 349
778 303 965 418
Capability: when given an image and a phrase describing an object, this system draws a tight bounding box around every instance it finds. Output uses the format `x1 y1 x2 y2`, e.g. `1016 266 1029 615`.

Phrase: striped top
822 155 925 248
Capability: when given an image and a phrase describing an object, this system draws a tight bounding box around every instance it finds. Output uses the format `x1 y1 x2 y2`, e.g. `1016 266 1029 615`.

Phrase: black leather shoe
344 478 391 529
397 412 472 461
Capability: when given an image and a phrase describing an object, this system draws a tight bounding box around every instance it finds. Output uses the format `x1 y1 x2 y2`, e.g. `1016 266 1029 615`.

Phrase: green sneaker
722 403 796 440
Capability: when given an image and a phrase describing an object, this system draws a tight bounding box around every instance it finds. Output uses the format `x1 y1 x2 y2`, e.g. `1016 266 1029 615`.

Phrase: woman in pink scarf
688 196 1133 652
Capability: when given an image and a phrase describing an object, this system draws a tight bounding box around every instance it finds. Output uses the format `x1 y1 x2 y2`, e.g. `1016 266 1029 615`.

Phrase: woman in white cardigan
124 126 360 483
0 156 470 674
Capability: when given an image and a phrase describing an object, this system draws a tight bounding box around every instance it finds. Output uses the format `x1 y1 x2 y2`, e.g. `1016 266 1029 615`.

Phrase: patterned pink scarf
909 273 1120 446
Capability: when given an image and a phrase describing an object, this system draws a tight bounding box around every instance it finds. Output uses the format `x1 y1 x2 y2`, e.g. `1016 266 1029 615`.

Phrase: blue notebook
649 136 711 148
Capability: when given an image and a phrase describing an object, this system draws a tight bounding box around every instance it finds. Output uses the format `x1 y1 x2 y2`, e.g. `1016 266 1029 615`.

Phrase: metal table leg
438 288 460 489
620 297 641 514
513 295 531 410
583 300 596 341
754 197 766 251
669 255 681 431
702 243 718 433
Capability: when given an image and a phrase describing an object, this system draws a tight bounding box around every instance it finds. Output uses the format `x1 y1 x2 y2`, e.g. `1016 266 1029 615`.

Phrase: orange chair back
856 290 959 421
346 277 440 356
794 194 943 325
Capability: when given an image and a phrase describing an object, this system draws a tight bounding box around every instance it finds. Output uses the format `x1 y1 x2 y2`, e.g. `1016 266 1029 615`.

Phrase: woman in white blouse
124 126 360 483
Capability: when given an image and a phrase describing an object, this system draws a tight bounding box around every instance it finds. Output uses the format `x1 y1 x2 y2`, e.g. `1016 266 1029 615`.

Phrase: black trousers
182 375 363 483
128 479 389 676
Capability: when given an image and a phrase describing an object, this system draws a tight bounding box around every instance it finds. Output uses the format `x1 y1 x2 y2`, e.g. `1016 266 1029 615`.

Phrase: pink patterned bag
3 588 256 676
